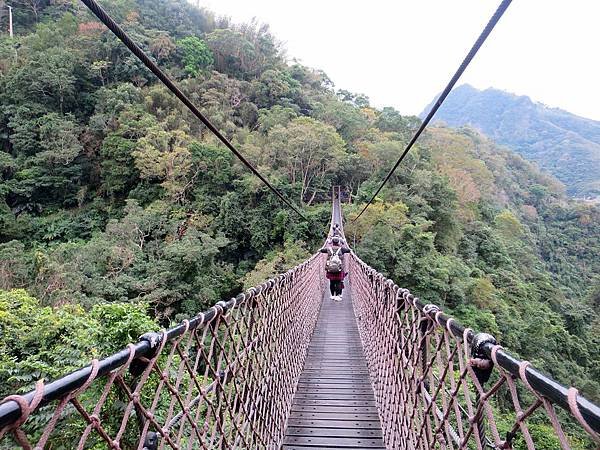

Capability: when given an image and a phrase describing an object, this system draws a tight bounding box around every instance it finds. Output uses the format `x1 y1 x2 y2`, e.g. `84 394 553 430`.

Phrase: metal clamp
470 332 496 384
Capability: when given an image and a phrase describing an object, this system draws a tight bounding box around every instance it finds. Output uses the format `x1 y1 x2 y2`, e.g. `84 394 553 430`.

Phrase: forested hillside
423 84 600 199
0 0 599 437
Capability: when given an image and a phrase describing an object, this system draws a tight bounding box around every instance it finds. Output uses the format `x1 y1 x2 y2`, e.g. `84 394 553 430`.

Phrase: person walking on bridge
332 223 342 237
320 236 350 301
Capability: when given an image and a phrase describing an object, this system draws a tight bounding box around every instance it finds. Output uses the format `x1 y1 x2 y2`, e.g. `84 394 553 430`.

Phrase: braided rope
2 245 599 449
0 254 326 449
349 252 600 449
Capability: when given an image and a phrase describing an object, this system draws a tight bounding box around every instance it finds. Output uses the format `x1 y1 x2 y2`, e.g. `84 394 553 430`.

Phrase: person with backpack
332 223 342 237
320 238 350 301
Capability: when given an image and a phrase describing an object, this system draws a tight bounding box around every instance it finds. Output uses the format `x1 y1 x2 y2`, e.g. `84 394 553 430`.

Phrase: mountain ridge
421 84 600 199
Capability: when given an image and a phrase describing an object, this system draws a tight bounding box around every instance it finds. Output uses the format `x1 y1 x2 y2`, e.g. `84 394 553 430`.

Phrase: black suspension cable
79 0 307 220
353 0 512 222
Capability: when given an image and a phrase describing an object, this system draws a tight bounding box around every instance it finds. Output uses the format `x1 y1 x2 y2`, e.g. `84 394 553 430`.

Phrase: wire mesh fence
349 253 600 450
0 254 326 449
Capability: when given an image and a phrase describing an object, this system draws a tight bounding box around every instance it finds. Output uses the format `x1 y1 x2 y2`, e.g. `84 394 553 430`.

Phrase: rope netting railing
349 253 600 450
0 254 326 449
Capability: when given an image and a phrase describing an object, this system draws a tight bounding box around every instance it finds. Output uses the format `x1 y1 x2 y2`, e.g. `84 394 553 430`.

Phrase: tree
14 0 47 23
98 105 154 197
495 209 524 238
190 142 233 213
359 137 407 176
0 241 30 289
265 117 346 205
133 127 196 202
251 69 300 108
37 113 82 166
257 105 298 133
3 103 47 155
336 153 371 196
242 241 310 288
0 289 156 447
346 201 408 244
4 112 84 207
5 46 80 113
313 97 369 143
337 89 370 108
204 28 256 78
183 71 255 133
0 289 156 396
468 277 497 309
177 36 213 77
150 33 176 61
375 106 419 137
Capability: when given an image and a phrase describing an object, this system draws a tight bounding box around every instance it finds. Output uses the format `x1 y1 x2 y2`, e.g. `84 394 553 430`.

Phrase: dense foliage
0 0 599 447
0 289 157 395
424 84 600 199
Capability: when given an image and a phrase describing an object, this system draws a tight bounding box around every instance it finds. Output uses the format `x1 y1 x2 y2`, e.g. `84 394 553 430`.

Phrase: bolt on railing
349 252 600 450
0 254 326 449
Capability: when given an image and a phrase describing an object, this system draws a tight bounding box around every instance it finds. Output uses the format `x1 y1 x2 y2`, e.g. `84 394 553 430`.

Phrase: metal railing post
470 332 496 447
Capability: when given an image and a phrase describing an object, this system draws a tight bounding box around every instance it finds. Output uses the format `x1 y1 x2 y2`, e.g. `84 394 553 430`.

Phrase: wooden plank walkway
282 287 385 449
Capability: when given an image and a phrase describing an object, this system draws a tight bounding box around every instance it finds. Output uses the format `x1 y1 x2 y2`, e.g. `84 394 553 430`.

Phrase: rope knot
89 414 100 427
422 304 440 317
0 379 45 431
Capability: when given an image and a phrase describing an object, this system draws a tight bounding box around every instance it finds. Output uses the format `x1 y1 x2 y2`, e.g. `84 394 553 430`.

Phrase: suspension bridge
0 191 599 449
1 0 600 448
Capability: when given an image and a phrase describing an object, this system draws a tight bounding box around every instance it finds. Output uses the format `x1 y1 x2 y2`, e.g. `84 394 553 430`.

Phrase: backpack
325 249 343 273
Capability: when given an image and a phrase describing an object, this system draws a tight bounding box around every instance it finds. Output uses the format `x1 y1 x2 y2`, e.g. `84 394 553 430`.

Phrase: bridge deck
282 287 385 449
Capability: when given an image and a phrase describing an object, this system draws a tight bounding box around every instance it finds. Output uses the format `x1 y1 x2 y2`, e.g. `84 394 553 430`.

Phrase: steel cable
353 0 512 222
79 0 307 220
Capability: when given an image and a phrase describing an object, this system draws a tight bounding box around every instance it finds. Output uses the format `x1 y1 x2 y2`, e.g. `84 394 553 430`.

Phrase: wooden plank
283 447 383 450
289 412 380 421
300 371 368 376
294 388 374 396
291 405 377 414
295 385 373 392
283 447 382 450
297 380 370 386
283 436 385 448
300 371 369 375
305 355 364 359
298 374 370 380
282 287 385 448
285 418 382 429
292 399 376 407
285 427 383 438
301 366 368 370
304 360 366 363
307 350 363 358
296 381 372 387
299 374 370 381
291 393 377 401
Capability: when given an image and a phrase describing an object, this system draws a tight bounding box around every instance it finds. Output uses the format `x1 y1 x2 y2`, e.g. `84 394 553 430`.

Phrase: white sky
198 0 600 121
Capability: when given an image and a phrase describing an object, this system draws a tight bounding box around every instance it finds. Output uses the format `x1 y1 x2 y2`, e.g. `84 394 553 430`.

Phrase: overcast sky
198 0 600 121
